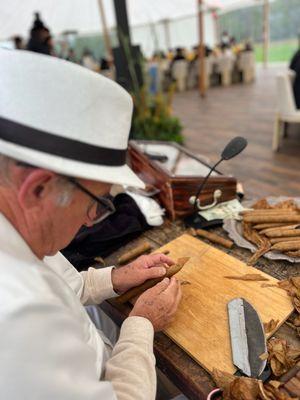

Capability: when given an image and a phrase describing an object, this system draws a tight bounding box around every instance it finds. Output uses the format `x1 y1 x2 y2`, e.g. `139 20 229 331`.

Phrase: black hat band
0 117 127 166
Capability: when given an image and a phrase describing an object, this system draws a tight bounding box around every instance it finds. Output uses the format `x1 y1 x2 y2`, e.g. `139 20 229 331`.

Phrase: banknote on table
199 199 249 221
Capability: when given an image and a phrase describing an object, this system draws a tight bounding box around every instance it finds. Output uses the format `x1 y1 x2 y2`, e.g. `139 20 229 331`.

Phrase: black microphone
185 136 248 229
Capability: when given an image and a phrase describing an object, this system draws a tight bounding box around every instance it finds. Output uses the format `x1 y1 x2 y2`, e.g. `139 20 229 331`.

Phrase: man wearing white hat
0 50 182 399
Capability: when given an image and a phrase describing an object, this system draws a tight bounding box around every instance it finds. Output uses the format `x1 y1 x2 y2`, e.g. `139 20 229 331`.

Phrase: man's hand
129 277 182 332
111 253 174 294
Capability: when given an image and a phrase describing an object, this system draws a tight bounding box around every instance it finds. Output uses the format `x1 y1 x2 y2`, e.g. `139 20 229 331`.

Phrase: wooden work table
102 219 300 400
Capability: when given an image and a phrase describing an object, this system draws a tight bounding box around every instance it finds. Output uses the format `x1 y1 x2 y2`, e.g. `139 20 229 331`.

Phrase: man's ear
17 169 56 209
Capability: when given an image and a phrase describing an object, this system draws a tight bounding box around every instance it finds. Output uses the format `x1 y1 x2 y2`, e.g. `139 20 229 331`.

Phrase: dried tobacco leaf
242 221 271 265
212 369 297 400
259 352 269 361
261 283 278 289
277 280 299 297
264 319 280 334
261 381 296 400
293 315 300 327
248 243 271 266
252 199 273 210
277 277 300 313
225 273 269 282
267 338 300 377
290 277 300 290
275 200 299 211
212 369 260 400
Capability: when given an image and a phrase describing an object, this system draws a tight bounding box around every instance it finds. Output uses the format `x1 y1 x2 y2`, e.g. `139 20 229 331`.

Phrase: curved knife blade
228 298 267 378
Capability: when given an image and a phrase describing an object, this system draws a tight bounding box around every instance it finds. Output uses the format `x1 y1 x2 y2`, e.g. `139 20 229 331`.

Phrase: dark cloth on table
62 193 151 271
289 49 300 109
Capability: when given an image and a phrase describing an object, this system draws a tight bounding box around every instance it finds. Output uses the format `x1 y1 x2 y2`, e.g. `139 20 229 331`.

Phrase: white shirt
0 213 156 399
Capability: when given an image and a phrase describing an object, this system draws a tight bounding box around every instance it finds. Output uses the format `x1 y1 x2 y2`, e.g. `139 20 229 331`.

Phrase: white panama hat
0 49 145 188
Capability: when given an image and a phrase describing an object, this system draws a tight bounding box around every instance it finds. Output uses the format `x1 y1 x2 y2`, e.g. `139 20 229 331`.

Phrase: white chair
273 71 300 151
172 60 188 92
216 54 235 86
237 51 256 83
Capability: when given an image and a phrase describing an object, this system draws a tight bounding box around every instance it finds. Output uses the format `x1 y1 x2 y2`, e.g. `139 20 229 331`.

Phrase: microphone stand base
184 213 223 230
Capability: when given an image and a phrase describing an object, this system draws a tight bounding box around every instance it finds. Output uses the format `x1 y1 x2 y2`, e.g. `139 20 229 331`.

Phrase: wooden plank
153 234 294 375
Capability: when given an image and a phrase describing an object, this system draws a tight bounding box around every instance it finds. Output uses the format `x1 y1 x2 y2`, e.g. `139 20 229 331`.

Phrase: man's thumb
151 277 170 294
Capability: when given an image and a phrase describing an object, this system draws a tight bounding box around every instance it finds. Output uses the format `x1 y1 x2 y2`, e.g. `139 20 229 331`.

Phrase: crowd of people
12 13 255 93
147 33 255 94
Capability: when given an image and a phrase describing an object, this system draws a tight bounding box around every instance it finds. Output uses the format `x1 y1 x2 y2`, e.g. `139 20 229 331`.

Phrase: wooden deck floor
173 65 300 199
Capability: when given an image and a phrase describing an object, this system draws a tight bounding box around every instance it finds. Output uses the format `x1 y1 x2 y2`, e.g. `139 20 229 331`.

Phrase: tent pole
162 18 171 51
262 0 270 68
97 0 114 65
198 0 206 97
213 9 220 45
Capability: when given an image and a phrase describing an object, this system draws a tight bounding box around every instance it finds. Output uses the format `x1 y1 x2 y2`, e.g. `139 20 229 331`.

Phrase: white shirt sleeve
105 316 157 400
80 266 118 305
44 252 118 305
1 295 117 400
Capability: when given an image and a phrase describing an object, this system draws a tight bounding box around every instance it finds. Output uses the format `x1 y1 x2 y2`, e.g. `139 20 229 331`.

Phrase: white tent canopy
0 0 265 39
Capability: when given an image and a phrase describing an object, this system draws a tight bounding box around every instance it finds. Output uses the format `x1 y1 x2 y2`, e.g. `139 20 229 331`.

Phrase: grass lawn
255 39 299 63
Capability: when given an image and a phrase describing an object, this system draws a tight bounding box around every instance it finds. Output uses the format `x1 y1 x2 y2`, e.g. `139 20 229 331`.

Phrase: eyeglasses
67 178 116 225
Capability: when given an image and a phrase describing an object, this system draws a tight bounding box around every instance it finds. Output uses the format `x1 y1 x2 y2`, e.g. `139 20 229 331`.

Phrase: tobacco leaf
267 338 300 377
259 352 269 361
212 370 295 400
293 315 300 327
212 369 260 400
286 250 300 258
264 319 280 334
261 283 278 289
225 273 269 282
275 199 299 211
242 221 271 265
290 277 300 290
252 199 273 210
277 277 300 313
261 381 296 400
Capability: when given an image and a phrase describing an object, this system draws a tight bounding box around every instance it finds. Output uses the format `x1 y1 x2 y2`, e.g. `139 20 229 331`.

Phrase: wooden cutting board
153 234 294 375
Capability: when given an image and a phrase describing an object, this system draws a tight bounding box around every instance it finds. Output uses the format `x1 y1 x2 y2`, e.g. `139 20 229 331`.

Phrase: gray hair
0 154 74 207
0 154 12 184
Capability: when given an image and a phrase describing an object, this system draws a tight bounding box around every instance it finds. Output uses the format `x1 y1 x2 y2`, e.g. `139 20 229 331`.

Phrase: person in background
81 48 100 71
170 47 186 77
27 12 53 55
13 36 25 50
66 48 78 63
221 31 230 47
290 46 300 109
100 57 110 71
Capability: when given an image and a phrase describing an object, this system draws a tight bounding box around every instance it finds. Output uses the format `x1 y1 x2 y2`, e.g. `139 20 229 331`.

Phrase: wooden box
128 140 237 220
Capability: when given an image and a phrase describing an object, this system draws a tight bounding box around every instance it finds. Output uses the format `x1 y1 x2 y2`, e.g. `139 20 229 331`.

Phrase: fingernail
163 277 169 283
159 267 166 276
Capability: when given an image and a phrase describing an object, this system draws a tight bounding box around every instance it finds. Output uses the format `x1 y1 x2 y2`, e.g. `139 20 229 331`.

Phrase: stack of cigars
240 199 300 265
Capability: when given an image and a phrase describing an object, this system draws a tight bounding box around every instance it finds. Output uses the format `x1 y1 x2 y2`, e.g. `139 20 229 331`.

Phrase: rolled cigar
254 223 293 230
243 215 300 224
116 257 190 304
286 250 300 257
241 210 299 215
270 237 300 244
265 229 300 238
271 240 300 252
260 225 298 235
195 229 233 249
118 242 152 265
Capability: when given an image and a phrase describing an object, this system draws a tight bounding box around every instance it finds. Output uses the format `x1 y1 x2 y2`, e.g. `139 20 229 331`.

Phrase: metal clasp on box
189 189 222 211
